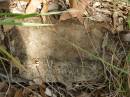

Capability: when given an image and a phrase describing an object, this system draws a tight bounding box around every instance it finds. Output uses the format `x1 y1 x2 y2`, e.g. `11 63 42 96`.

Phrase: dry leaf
14 89 23 97
0 82 8 92
70 0 91 22
26 0 42 13
60 0 92 22
39 82 47 97
23 85 39 96
41 2 49 13
7 86 17 97
60 11 72 21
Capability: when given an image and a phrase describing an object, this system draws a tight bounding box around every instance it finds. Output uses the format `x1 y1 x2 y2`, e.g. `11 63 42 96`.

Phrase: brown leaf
60 12 72 21
26 0 42 13
68 0 77 8
0 82 17 97
0 82 8 92
39 82 47 97
7 86 17 97
60 0 92 22
71 0 91 21
23 85 39 96
41 2 49 13
14 89 23 97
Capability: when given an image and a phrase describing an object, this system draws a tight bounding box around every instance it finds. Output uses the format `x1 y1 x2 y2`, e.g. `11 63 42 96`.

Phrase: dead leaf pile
0 80 122 97
0 81 47 97
8 0 129 33
0 82 114 97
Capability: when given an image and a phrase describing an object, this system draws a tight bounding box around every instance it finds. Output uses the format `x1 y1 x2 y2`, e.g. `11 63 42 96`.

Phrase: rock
9 17 104 86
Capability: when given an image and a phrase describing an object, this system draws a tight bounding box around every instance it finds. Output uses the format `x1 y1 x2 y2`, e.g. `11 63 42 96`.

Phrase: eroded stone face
9 17 104 86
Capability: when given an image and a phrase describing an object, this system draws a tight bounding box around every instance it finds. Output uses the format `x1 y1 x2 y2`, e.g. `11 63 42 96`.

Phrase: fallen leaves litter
0 81 47 97
9 0 129 33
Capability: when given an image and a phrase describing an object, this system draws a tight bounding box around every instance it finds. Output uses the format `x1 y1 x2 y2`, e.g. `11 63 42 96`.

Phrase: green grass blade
0 9 78 19
0 18 53 26
0 46 27 71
